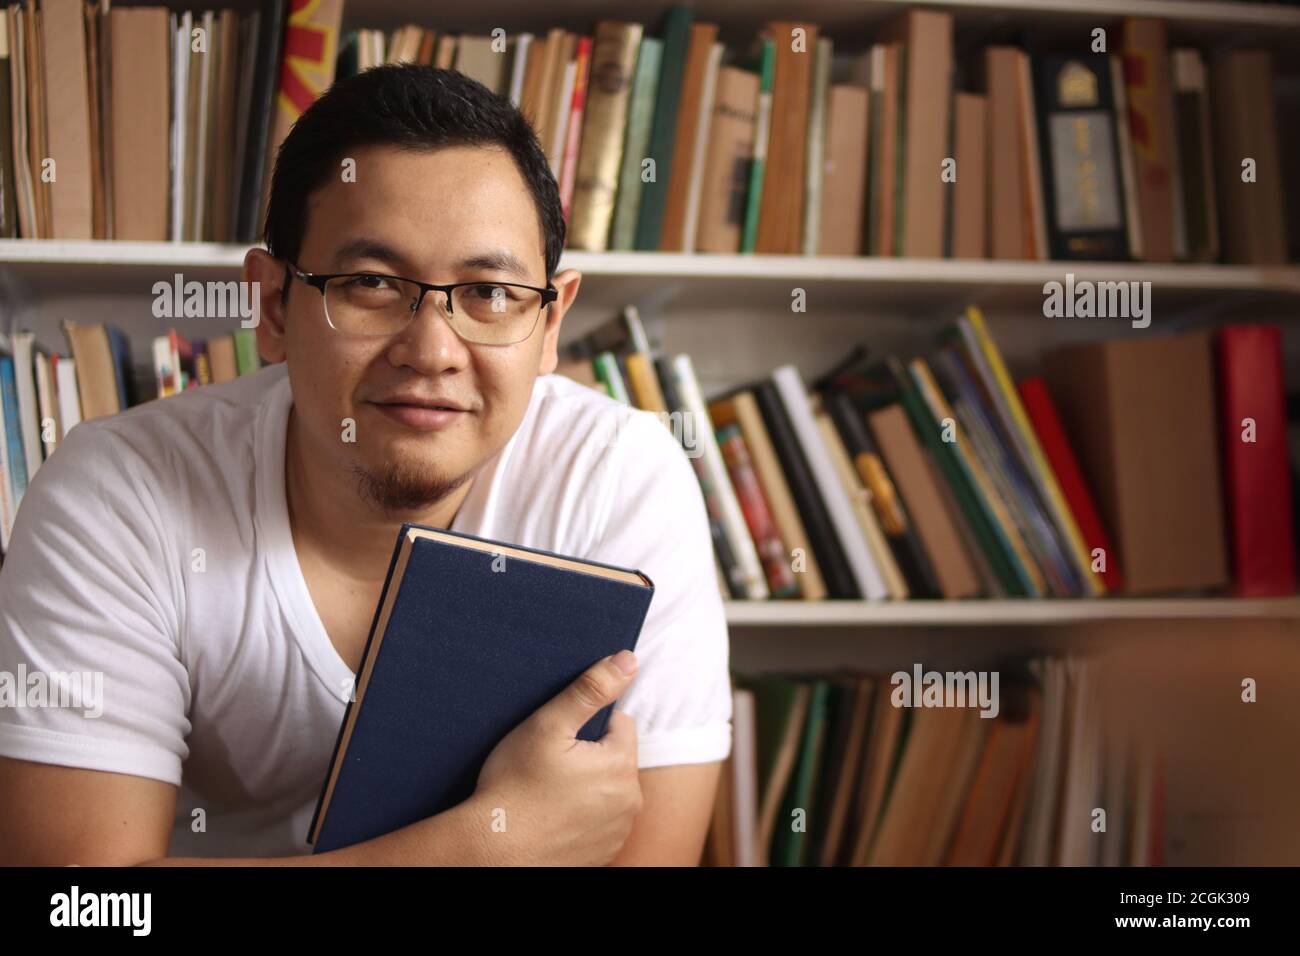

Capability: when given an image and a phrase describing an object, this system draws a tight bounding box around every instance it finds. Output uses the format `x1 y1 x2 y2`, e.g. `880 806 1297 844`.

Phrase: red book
1017 377 1124 592
1215 324 1296 597
559 36 593 224
717 422 798 598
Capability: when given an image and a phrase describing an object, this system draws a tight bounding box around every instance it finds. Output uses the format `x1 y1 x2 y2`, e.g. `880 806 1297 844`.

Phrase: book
659 21 718 251
755 21 816 254
1215 324 1296 597
950 92 986 259
1210 50 1287 265
800 37 832 255
567 21 642 251
739 37 775 254
984 48 1029 259
0 15 14 238
608 36 662 251
1032 54 1129 260
1045 333 1229 594
634 4 692 251
817 84 869 256
1171 49 1218 263
308 523 654 853
878 9 953 259
109 7 170 240
1122 18 1176 262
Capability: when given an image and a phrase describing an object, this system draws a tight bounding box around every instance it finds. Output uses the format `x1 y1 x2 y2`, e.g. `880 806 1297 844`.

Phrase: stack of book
0 323 262 553
0 3 1289 265
559 308 1297 602
705 656 1166 867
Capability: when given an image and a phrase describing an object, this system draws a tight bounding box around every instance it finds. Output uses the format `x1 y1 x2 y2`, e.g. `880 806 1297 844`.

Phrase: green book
609 38 663 251
593 351 629 404
232 329 261 377
632 4 693 251
902 357 1034 596
771 680 831 867
740 38 776 254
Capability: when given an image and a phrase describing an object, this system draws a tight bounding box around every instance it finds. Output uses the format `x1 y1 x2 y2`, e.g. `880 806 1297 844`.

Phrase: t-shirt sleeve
586 409 732 769
0 420 191 786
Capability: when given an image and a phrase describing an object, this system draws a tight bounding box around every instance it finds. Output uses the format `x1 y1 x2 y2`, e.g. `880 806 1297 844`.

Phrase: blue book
309 523 655 853
0 355 28 505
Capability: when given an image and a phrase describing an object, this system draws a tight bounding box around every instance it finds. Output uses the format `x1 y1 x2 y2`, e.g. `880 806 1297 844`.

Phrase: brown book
756 21 817 253
416 29 436 66
921 709 988 864
568 21 642 251
543 32 576 175
83 2 105 239
816 678 874 866
1211 51 1287 265
26 4 50 237
1044 333 1228 594
455 35 507 95
868 706 969 866
208 335 238 384
696 65 760 254
867 404 981 599
951 92 987 258
846 682 905 865
658 21 718 251
1121 18 1176 262
518 34 547 128
8 6 34 239
948 694 1041 866
711 391 828 600
108 7 169 240
984 48 1028 259
869 43 901 256
1016 52 1048 260
817 84 869 256
209 10 239 242
62 322 120 420
878 10 952 258
529 29 563 143
434 34 456 70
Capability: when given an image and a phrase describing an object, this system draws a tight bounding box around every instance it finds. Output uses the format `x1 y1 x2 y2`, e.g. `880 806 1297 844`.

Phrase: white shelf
724 597 1300 627
3 241 1298 314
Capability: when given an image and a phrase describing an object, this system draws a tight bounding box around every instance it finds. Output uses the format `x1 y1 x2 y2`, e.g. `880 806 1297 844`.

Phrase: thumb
544 650 638 737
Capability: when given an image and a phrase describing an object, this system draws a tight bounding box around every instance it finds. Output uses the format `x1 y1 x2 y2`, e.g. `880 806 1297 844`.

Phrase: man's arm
609 762 722 866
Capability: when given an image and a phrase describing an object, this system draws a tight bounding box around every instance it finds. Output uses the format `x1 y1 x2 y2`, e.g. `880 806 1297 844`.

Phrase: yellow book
964 306 1106 595
623 352 668 414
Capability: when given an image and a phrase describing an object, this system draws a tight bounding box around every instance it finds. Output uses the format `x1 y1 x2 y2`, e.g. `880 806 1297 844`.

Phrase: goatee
350 459 474 514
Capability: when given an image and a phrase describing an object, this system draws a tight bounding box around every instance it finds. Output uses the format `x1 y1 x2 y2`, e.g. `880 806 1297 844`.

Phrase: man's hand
461 649 643 866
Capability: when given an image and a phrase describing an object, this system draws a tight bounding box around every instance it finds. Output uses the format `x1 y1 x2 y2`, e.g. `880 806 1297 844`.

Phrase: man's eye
351 274 393 290
469 284 504 300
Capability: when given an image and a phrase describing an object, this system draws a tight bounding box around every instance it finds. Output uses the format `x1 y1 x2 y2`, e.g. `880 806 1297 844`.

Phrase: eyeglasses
286 264 559 346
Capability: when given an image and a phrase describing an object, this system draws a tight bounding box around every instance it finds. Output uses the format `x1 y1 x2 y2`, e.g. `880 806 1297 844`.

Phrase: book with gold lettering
1031 53 1130 261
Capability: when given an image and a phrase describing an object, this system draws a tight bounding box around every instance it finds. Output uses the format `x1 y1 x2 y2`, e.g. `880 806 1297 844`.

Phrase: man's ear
537 267 581 376
244 248 290 364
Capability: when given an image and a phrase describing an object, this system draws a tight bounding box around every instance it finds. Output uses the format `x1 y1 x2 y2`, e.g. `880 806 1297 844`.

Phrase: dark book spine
0 44 14 238
1032 53 1129 261
633 5 693 251
824 389 942 599
754 380 859 598
236 0 287 243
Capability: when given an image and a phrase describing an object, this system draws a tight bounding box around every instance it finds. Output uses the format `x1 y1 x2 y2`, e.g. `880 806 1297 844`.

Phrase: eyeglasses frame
284 263 559 343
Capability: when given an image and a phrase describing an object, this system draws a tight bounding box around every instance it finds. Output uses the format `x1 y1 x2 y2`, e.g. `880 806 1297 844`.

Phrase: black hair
264 64 565 280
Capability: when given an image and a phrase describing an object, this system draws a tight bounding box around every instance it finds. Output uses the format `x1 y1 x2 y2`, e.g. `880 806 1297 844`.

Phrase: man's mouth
370 396 472 430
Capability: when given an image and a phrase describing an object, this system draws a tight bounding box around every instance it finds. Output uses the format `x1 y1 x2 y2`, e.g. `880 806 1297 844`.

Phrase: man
0 66 731 865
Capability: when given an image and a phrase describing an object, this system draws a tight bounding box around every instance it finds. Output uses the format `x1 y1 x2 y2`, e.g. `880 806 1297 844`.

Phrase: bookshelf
3 0 1300 867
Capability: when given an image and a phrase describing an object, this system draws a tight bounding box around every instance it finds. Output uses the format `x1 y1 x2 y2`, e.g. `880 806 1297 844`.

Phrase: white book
731 688 760 867
56 357 82 437
33 352 57 457
10 332 42 481
670 354 769 600
801 37 833 255
508 34 533 108
772 364 886 600
170 13 190 242
682 42 722 252
549 59 576 178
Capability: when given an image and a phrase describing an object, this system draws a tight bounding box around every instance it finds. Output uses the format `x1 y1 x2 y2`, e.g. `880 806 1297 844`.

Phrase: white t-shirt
0 363 732 858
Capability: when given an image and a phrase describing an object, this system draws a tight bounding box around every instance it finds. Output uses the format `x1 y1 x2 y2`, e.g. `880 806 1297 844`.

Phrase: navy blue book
308 523 655 853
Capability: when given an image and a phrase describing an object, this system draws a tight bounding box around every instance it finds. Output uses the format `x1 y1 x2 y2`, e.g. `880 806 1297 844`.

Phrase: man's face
252 143 577 512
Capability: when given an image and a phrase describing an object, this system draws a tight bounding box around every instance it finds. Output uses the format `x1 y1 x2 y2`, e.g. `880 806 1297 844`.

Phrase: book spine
717 422 799 597
608 37 662 251
739 38 774 254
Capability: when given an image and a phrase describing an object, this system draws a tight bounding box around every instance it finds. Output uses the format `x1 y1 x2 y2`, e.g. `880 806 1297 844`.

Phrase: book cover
309 523 654 853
